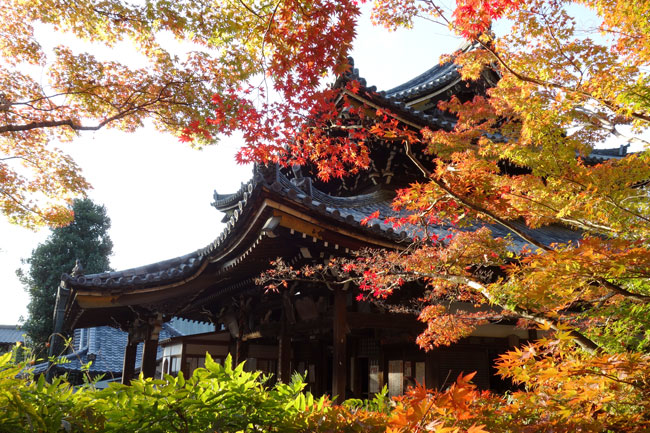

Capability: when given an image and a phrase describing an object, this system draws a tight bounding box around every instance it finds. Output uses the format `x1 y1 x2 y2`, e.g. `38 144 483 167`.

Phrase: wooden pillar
350 338 361 398
376 330 386 390
277 322 291 382
141 337 158 378
425 350 437 389
121 338 138 384
313 340 326 395
141 318 162 379
277 293 294 383
46 285 70 383
235 338 248 366
332 288 347 401
319 340 328 395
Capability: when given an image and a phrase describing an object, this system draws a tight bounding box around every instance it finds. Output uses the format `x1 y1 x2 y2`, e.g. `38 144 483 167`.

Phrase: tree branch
404 141 650 304
0 83 184 135
0 119 96 133
408 271 601 354
475 39 650 123
404 141 551 252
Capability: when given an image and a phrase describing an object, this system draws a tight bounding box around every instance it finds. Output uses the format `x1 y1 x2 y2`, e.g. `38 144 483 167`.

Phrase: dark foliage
18 199 112 357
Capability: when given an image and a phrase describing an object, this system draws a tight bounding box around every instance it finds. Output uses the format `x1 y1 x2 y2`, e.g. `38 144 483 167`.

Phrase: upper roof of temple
383 43 477 102
386 61 460 100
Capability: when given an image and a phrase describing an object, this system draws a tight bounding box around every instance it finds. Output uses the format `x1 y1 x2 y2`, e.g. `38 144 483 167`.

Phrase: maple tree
189 0 650 429
1 0 358 227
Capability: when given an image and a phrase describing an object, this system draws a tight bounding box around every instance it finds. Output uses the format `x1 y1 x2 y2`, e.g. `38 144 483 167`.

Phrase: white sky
0 11 463 325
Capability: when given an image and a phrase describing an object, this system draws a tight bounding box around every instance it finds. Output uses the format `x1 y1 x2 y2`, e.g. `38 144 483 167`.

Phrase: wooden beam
347 312 424 331
168 338 231 346
332 288 348 401
268 204 402 250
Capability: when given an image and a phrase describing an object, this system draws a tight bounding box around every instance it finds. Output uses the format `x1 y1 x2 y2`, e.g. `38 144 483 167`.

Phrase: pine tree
18 199 112 357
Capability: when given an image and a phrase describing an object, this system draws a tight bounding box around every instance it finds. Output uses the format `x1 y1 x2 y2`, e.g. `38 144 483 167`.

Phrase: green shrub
0 352 387 433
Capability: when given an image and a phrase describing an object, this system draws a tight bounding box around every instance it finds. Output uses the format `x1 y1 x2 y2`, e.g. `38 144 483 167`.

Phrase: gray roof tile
0 325 24 344
31 320 207 376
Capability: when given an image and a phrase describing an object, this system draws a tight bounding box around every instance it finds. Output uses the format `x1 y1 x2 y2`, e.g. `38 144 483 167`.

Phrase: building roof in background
584 144 631 163
0 325 24 344
31 319 214 376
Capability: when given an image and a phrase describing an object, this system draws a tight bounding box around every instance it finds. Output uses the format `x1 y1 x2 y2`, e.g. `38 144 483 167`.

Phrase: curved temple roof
384 56 461 101
383 41 477 102
337 58 458 132
62 162 580 297
62 164 406 294
339 47 633 166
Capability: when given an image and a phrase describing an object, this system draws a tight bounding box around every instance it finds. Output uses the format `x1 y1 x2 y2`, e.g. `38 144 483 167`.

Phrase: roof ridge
384 40 476 99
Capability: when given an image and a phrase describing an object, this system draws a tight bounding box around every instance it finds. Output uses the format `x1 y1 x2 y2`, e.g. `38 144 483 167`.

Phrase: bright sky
0 10 464 325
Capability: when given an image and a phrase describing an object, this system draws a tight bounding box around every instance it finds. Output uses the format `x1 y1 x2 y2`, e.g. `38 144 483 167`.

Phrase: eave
62 165 407 329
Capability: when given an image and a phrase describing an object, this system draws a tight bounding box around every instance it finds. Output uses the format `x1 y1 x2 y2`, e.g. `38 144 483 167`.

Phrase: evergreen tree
18 199 112 357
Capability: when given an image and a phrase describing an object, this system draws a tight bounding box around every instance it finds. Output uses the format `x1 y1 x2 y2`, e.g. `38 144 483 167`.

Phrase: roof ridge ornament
71 259 84 277
291 176 313 197
254 162 281 184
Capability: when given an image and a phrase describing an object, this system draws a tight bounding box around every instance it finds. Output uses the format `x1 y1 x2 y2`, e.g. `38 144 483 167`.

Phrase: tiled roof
166 317 215 336
276 178 581 250
63 155 586 296
336 58 457 131
212 178 255 211
344 52 633 168
0 325 24 344
215 164 581 251
62 252 202 290
384 41 475 101
31 320 208 376
331 43 482 135
584 144 631 163
61 165 406 292
31 326 128 376
384 61 460 101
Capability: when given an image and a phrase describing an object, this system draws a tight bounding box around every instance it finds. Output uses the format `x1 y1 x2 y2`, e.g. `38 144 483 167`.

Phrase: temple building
54 54 623 399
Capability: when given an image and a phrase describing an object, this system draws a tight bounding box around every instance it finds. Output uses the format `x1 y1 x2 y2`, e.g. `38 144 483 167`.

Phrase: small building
0 325 24 353
33 319 213 385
